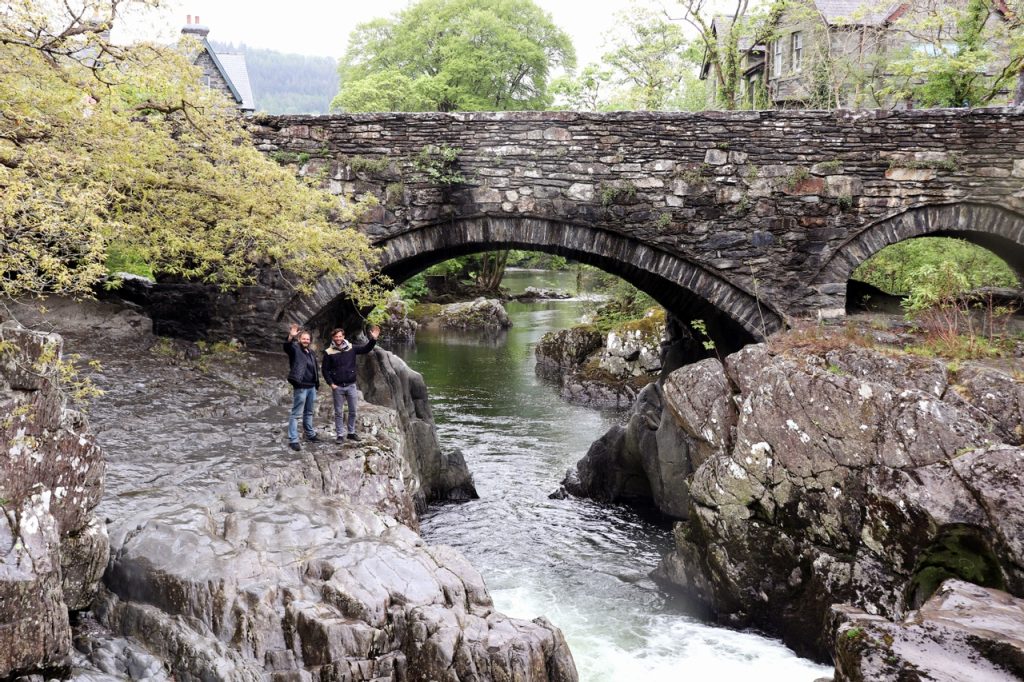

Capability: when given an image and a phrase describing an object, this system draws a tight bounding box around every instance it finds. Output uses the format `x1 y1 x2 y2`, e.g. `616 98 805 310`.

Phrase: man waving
322 325 380 443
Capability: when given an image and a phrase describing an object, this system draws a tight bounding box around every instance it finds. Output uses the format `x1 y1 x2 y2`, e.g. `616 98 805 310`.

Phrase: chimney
182 13 209 38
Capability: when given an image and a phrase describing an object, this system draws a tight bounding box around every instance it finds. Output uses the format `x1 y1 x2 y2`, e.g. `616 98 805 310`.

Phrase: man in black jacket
322 325 380 443
284 323 320 451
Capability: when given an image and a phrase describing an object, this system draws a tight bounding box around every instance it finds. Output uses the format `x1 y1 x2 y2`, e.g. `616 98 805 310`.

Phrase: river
385 269 832 681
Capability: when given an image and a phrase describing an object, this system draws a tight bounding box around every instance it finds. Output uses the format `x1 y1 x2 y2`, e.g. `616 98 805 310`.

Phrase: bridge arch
815 202 1024 293
291 216 785 346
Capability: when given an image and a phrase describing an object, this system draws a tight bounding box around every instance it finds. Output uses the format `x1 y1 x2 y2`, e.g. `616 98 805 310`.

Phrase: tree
880 0 1024 107
674 0 774 109
602 5 694 109
333 0 576 113
550 64 615 110
1 0 382 305
551 5 706 111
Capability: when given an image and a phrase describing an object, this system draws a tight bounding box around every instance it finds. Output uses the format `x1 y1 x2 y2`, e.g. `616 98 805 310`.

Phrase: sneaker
288 442 301 452
306 433 319 443
335 435 346 444
347 433 361 442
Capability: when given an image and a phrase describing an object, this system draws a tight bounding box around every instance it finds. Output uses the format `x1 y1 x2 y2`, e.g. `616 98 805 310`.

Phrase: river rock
654 342 1024 658
377 298 419 341
437 298 511 331
567 330 1024 660
0 322 109 677
100 469 575 682
534 326 603 373
512 287 572 302
45 307 572 682
829 580 1024 681
358 348 478 507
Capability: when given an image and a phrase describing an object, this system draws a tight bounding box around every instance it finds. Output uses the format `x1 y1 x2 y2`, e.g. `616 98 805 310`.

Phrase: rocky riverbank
561 322 1024 677
0 299 576 681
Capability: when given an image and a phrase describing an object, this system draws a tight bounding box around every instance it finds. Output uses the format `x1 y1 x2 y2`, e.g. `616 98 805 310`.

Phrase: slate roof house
764 0 1014 108
181 15 255 113
701 0 1017 109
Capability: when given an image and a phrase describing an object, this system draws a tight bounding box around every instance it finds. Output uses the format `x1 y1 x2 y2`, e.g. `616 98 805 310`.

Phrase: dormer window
791 31 803 73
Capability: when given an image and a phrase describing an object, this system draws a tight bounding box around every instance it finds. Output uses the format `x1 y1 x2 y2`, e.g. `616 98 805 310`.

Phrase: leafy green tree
853 237 1019 295
550 64 615 110
601 5 693 109
881 0 1024 107
1 0 382 305
333 0 576 112
552 5 707 111
676 0 774 109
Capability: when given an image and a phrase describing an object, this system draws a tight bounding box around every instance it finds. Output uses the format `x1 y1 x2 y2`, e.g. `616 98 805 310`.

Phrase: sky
120 0 667 67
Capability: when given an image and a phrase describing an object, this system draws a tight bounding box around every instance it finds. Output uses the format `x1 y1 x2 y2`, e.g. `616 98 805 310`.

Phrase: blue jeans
332 383 358 435
288 387 317 443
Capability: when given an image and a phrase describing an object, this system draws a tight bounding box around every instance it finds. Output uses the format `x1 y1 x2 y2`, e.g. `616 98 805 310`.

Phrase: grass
105 242 154 279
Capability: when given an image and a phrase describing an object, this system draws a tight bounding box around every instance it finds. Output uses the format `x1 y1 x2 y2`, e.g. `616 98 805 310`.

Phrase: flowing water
387 269 832 681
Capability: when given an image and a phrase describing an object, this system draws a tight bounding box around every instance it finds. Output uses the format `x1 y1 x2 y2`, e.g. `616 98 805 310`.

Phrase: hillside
212 41 338 114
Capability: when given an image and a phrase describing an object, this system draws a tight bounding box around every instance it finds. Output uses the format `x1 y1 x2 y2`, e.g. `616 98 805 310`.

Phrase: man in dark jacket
284 323 320 451
322 325 380 443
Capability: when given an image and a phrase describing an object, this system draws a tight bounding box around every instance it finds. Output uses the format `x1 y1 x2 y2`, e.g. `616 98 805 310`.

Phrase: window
772 40 784 77
791 32 803 73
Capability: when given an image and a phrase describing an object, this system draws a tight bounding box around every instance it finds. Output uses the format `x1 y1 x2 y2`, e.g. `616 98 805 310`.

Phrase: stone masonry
248 109 1024 343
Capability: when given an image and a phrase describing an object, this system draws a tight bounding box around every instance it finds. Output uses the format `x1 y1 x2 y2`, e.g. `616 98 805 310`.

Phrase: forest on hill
212 41 338 114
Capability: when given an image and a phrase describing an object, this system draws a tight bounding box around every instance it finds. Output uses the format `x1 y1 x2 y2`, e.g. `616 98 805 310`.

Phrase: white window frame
772 40 784 77
791 31 804 73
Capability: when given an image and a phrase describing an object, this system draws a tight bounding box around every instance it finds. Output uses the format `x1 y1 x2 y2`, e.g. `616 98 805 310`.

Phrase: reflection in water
387 270 831 681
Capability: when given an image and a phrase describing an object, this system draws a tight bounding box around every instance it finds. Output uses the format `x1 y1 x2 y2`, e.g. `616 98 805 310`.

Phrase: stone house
699 16 767 109
764 0 1015 108
181 15 255 113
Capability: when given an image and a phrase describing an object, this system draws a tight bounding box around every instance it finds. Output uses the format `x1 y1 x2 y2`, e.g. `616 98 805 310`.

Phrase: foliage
332 0 576 112
774 0 1024 108
676 0 777 109
105 242 154 279
901 260 1019 359
414 145 466 186
397 273 430 301
551 5 707 111
690 319 721 359
599 182 638 206
506 251 569 270
1 0 383 305
210 41 338 114
853 238 1018 296
583 270 660 332
878 0 1024 107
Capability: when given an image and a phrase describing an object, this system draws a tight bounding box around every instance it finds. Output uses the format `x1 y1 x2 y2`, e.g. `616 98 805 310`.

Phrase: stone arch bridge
247 109 1024 347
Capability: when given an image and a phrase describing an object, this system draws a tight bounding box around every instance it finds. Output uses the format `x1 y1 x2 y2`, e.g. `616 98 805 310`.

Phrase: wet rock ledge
562 325 1024 677
0 300 576 682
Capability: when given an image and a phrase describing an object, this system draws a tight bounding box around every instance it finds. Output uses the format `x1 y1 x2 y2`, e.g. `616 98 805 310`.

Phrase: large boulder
534 326 603 375
50 311 572 682
829 580 1024 681
100 458 573 682
567 331 1024 660
358 348 477 508
654 342 1024 658
0 323 109 677
437 298 511 331
537 309 670 409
